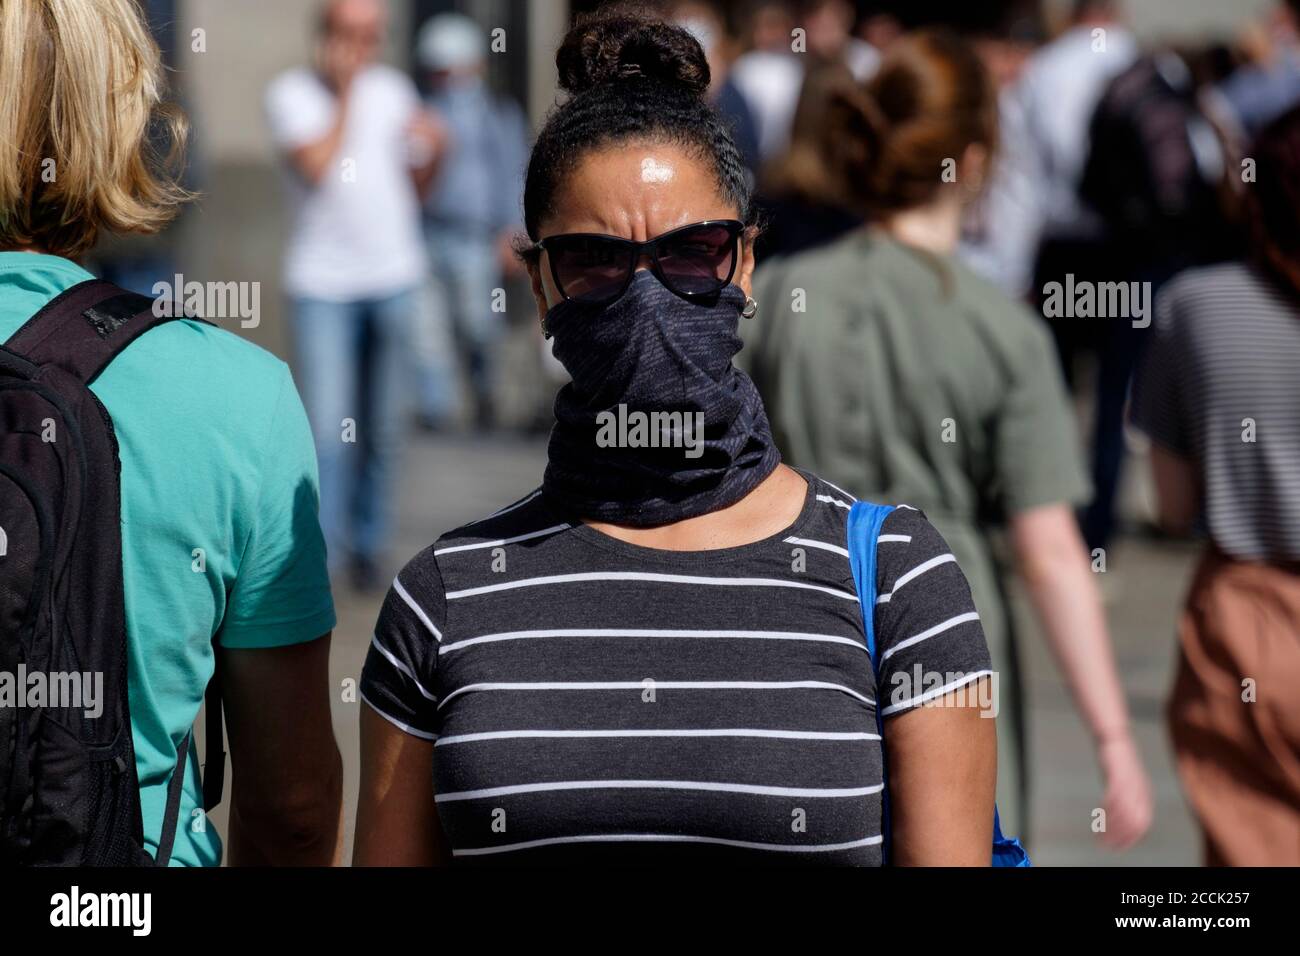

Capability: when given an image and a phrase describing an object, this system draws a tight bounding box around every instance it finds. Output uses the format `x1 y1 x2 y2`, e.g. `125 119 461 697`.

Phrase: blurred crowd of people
262 0 1300 863
265 0 531 587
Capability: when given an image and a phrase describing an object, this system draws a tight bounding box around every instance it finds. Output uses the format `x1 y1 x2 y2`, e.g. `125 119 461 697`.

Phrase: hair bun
556 12 710 98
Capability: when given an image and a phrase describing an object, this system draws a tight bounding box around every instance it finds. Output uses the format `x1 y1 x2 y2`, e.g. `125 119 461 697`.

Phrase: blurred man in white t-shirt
266 0 444 588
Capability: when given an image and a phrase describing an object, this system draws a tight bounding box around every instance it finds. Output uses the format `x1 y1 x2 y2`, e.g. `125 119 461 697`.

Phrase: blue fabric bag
846 500 1031 867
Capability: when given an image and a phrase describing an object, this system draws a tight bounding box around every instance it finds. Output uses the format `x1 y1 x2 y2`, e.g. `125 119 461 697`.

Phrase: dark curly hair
519 8 754 252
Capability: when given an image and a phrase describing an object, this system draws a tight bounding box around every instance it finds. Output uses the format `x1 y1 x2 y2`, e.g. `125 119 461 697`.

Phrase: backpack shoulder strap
846 499 895 862
4 278 204 384
845 500 896 664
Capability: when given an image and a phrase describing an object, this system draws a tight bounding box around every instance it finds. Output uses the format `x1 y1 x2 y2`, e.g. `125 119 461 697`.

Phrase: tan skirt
1167 547 1300 866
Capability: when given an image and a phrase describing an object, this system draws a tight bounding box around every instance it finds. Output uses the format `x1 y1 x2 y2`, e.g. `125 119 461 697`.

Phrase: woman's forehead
544 143 735 240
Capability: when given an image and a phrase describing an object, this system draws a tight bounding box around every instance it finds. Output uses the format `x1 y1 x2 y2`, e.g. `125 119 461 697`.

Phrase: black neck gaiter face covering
543 269 781 526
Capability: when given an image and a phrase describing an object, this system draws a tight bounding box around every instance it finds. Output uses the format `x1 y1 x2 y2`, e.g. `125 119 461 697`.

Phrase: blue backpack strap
845 501 894 662
845 501 895 861
847 500 1031 867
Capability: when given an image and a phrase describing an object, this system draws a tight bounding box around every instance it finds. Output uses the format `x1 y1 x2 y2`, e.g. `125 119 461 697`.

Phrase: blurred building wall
1043 0 1276 40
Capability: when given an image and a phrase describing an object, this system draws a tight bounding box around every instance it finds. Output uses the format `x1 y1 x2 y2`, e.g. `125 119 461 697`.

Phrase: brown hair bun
556 10 710 99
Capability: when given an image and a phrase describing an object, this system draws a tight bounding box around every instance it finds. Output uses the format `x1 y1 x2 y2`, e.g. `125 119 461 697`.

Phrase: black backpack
0 279 224 866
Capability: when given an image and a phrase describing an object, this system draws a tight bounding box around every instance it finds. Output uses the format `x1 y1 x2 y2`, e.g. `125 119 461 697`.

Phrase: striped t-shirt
360 471 993 865
1132 261 1300 562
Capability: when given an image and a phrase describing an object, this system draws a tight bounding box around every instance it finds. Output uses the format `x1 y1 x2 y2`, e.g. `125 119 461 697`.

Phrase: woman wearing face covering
353 11 997 866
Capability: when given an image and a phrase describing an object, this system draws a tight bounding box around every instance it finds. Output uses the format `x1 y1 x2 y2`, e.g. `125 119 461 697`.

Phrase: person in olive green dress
744 30 1152 848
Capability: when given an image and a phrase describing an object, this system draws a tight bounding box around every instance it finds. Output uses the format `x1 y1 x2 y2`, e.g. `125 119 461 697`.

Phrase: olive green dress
743 228 1091 837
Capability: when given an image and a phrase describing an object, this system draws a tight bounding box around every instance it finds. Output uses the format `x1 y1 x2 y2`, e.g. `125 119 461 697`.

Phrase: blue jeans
290 288 414 570
421 226 504 419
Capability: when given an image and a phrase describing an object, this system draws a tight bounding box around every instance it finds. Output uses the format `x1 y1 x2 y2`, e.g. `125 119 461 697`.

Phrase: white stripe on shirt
433 523 570 555
392 575 442 641
875 553 957 604
784 536 851 558
452 832 883 857
369 635 438 701
880 611 982 662
360 689 437 740
439 627 869 655
880 668 994 716
466 489 542 523
435 727 881 746
436 679 875 710
816 493 853 511
818 478 859 503
435 778 885 803
444 570 859 602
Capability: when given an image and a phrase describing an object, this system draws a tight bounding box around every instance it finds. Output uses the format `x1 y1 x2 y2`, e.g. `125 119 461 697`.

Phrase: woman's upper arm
353 555 449 865
884 683 997 866
872 508 998 865
354 703 448 866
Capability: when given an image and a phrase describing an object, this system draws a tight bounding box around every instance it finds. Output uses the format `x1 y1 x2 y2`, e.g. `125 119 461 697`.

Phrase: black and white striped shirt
1132 261 1300 562
361 471 992 865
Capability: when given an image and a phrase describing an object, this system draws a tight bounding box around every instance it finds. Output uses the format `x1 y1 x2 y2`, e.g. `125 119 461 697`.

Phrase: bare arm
407 109 448 202
222 634 343 865
1009 503 1153 848
283 39 362 187
354 703 451 866
1148 444 1200 536
886 682 997 866
286 93 352 188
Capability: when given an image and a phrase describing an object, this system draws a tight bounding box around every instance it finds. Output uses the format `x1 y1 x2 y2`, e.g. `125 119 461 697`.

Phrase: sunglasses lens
656 223 737 296
549 236 632 304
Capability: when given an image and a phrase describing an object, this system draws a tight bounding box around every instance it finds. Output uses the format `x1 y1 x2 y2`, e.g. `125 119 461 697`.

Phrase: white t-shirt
265 64 427 301
728 50 803 164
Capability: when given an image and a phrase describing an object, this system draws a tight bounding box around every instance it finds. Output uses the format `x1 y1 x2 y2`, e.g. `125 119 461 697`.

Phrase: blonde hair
0 0 191 259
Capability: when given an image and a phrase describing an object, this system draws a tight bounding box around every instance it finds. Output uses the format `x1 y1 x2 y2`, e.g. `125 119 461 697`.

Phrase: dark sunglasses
534 219 745 308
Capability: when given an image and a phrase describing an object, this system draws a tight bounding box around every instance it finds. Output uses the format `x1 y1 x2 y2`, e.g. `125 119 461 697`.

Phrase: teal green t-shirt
0 253 336 865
